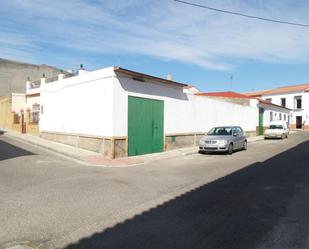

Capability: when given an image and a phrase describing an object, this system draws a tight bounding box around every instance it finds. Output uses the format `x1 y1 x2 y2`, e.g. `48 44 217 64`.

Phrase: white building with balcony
246 84 309 130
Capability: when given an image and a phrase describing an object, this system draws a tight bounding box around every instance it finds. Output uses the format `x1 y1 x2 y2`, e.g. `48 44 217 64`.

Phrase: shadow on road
65 141 309 249
0 139 35 161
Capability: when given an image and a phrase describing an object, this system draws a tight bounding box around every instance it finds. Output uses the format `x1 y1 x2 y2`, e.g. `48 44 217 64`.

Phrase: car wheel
228 143 233 154
286 134 288 138
243 141 247 150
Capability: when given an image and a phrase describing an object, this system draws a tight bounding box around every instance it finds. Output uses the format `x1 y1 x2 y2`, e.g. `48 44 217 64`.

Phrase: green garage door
128 96 164 156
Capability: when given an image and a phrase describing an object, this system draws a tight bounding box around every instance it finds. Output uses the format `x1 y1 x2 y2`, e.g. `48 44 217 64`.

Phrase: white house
36 66 263 158
246 84 309 130
13 66 292 158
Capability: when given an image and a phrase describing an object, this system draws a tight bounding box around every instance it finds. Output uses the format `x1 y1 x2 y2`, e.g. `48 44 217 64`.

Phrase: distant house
246 84 309 130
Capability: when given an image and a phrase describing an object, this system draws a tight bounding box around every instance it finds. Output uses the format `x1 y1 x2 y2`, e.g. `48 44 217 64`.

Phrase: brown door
21 113 26 134
296 116 302 129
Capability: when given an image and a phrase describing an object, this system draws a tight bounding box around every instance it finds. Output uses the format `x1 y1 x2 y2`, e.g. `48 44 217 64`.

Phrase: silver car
199 126 247 154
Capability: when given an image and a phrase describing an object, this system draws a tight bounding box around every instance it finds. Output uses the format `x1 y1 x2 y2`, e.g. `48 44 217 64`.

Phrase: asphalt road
0 132 309 249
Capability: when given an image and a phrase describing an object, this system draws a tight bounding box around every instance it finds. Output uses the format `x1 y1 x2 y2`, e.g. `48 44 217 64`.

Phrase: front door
128 96 164 156
296 116 302 129
21 113 26 134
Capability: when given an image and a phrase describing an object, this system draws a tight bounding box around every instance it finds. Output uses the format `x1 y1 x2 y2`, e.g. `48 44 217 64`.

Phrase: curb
2 131 266 166
3 133 91 164
4 134 82 160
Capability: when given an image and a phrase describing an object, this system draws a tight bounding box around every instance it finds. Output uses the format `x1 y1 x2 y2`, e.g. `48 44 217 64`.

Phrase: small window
279 113 282 120
30 104 40 124
295 96 302 109
270 111 273 121
281 98 286 107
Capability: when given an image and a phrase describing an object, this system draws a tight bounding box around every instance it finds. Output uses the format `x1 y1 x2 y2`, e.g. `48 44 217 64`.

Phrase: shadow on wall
0 139 35 161
117 73 189 101
65 141 309 249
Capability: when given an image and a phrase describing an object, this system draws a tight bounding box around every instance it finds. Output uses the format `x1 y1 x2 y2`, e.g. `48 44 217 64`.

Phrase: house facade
246 84 309 130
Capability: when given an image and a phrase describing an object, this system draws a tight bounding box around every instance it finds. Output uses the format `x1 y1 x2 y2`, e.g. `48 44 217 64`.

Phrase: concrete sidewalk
1 129 265 167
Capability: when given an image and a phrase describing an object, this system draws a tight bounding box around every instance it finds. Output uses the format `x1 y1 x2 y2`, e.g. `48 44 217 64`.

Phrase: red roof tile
263 83 309 95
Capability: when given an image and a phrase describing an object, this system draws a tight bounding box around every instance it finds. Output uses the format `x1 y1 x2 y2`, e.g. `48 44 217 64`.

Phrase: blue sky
1 0 309 92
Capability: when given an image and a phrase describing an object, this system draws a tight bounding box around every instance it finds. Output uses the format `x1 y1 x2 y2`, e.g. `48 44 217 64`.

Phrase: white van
264 121 289 139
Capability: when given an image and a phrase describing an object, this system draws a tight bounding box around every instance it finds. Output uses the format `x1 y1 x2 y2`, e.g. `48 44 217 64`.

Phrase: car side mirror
233 133 238 137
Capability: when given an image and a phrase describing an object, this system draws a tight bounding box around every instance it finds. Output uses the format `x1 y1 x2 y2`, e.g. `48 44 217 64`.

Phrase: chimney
166 73 173 81
78 64 87 75
26 77 31 91
40 73 46 87
58 70 64 81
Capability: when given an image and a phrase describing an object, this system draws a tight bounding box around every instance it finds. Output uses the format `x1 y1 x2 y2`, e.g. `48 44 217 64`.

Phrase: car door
238 127 246 147
232 128 242 149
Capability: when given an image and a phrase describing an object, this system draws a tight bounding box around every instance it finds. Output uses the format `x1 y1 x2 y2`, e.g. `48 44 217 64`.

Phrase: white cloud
1 0 309 70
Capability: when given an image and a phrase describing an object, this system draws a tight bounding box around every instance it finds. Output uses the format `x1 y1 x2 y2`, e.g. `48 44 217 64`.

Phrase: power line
174 0 309 27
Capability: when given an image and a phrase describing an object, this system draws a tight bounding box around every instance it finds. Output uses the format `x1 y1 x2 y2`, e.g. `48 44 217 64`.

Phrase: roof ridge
276 83 309 89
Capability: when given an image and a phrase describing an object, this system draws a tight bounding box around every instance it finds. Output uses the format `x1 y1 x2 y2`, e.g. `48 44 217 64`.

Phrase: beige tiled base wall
41 130 256 158
165 131 256 150
41 132 127 159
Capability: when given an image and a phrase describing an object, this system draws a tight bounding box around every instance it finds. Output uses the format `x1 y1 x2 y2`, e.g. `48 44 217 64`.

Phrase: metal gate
128 96 164 156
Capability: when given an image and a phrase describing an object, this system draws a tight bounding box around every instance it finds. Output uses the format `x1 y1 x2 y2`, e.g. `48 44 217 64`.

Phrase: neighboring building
0 58 63 97
246 84 309 130
25 70 75 125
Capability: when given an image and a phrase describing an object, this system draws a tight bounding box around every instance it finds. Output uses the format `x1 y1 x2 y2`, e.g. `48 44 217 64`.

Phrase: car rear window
269 125 283 129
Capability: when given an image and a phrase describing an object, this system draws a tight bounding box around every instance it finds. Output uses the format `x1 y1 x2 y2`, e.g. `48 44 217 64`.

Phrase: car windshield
208 127 233 136
269 125 283 129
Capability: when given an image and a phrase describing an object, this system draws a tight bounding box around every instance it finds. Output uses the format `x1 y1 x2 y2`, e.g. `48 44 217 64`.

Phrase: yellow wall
0 97 13 130
25 111 39 135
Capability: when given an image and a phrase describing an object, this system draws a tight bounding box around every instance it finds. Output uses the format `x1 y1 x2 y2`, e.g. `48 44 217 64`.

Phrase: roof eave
113 67 188 88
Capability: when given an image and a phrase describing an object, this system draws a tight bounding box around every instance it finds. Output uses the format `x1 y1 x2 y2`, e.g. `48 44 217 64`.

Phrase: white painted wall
40 67 115 136
262 91 309 126
113 74 258 136
39 66 297 139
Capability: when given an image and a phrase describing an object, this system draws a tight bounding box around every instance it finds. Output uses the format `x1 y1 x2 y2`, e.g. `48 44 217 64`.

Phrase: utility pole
230 75 234 90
